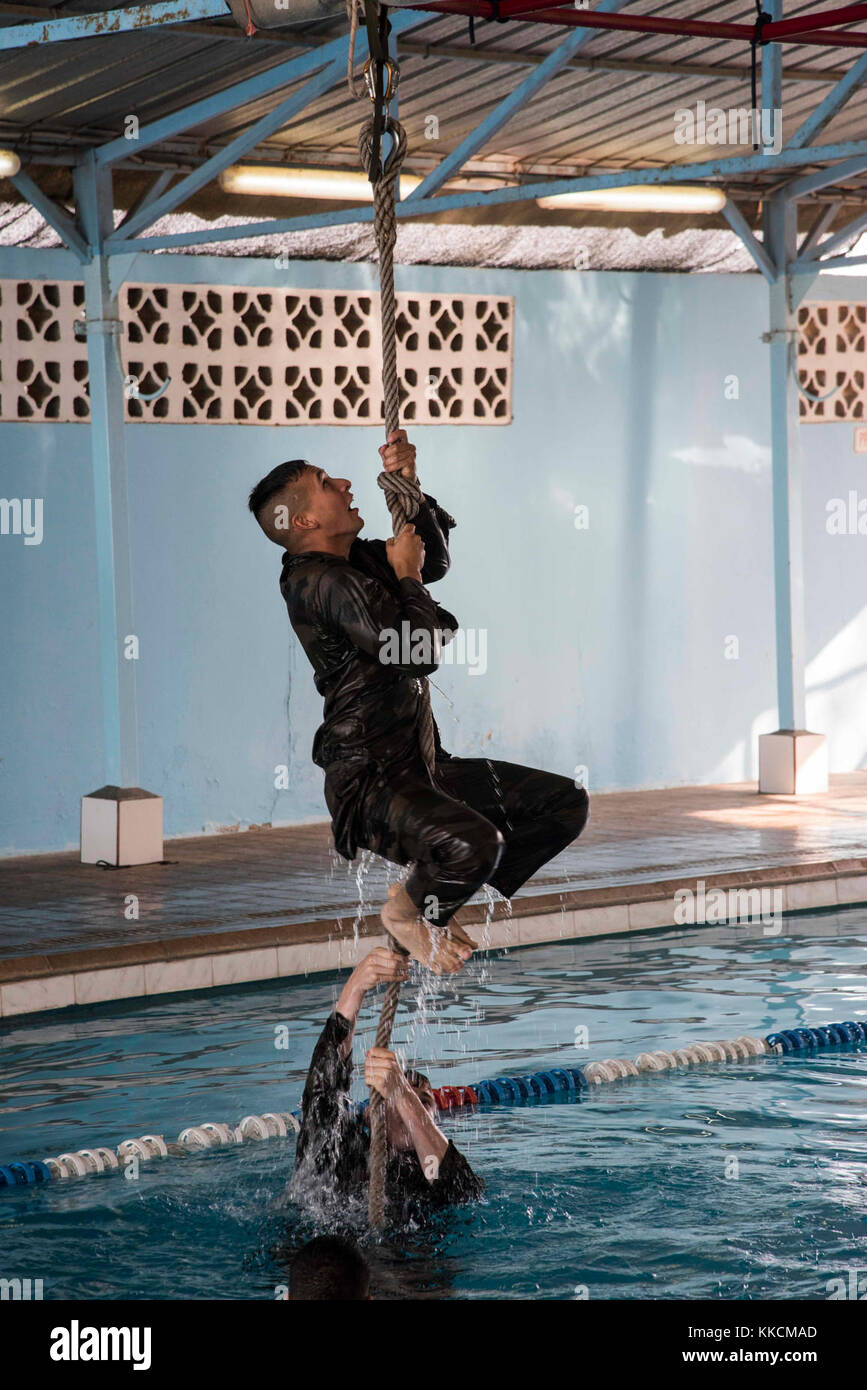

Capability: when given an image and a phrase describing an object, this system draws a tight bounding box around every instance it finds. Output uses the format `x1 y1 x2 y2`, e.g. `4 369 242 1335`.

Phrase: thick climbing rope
352 2 438 1229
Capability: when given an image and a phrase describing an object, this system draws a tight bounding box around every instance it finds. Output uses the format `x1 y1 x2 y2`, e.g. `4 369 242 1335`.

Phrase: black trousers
355 757 590 926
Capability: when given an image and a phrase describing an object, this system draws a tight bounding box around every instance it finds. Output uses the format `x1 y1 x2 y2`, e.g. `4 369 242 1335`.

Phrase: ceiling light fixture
536 185 727 214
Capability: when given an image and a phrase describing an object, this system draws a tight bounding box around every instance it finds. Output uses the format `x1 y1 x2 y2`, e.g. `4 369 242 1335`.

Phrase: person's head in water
289 1235 370 1301
248 460 364 555
383 1068 437 1152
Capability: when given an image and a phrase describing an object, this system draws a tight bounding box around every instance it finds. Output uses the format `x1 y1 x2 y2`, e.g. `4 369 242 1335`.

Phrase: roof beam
786 50 867 147
94 40 339 169
781 152 867 198
799 250 867 268
114 168 175 230
798 198 842 256
109 136 867 252
165 21 852 84
414 0 867 49
106 55 348 243
404 0 636 203
795 204 867 262
94 6 428 169
760 2 867 40
721 198 776 282
397 42 848 86
0 0 227 51
9 169 89 260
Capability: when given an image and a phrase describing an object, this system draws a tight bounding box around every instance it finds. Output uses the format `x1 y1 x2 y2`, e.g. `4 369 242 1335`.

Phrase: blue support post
755 6 827 791
74 153 140 789
764 192 807 734
762 0 782 159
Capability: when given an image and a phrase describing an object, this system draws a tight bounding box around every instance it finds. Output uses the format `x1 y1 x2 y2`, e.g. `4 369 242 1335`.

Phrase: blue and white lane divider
1 1020 865 1188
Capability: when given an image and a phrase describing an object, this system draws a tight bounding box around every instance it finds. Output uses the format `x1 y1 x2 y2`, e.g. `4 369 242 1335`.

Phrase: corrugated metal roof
0 1 866 209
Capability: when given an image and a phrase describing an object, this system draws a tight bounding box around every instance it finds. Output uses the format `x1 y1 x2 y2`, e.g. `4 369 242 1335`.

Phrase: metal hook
123 372 171 404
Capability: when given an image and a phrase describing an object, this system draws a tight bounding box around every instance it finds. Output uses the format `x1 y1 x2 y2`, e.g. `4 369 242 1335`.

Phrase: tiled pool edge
2 858 866 1018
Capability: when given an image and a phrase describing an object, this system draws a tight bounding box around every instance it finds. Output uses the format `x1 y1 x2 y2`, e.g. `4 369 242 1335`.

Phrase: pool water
1 907 866 1301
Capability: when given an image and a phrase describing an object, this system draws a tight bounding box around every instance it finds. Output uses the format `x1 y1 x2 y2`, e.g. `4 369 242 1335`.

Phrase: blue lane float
1 1020 864 1188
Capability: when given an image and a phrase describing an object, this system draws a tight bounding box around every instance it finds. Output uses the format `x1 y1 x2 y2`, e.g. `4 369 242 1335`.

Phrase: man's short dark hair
289 1235 370 1301
247 459 310 521
405 1069 431 1090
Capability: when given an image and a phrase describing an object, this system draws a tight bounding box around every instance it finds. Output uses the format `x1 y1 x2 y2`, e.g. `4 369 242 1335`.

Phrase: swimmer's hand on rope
334 946 410 1059
364 1046 450 1181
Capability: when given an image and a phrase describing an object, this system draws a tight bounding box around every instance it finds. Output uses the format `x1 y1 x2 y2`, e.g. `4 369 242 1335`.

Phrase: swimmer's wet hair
289 1235 370 1301
405 1069 431 1090
247 459 310 520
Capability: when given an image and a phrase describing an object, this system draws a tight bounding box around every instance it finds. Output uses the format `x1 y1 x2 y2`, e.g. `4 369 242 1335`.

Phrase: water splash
350 849 378 948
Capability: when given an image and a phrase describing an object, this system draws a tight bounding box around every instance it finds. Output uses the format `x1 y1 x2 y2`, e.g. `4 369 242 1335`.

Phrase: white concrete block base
81 785 164 866
758 731 828 795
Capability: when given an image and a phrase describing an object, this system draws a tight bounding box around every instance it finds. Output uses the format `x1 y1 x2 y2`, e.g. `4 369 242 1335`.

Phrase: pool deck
1 774 866 1017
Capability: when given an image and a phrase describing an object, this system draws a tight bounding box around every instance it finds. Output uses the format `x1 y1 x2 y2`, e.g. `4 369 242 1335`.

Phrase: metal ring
362 57 399 105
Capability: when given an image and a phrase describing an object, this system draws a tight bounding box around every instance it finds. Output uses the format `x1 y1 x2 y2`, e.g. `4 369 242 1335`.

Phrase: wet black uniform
280 492 589 926
292 1009 483 1215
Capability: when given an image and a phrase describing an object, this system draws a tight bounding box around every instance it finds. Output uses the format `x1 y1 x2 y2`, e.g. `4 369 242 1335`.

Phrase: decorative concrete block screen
0 280 513 426
798 301 867 421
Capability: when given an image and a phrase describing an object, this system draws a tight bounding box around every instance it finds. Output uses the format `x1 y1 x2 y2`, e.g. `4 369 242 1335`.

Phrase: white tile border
74 966 146 1007
2 870 866 1016
836 874 867 905
785 878 838 912
1 974 76 1017
144 957 214 997
628 898 678 931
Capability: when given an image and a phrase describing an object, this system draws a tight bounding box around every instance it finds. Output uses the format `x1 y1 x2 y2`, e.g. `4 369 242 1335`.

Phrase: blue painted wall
1 250 865 854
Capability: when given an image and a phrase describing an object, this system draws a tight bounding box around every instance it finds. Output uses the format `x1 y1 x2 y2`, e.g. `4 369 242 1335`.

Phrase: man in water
291 947 484 1216
248 430 590 973
289 1235 370 1300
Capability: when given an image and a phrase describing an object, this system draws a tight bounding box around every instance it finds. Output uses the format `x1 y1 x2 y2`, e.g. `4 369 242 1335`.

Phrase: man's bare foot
446 921 476 949
381 886 472 975
387 883 475 948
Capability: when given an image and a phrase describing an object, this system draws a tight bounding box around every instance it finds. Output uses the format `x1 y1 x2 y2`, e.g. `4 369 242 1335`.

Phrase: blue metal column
74 152 140 787
763 190 806 732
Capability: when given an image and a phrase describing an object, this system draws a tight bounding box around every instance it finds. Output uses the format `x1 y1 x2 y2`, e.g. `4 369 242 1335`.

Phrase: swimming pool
1 906 866 1301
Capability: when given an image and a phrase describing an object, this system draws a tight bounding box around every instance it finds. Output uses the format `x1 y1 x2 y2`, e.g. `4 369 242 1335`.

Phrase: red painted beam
764 3 867 38
415 0 867 48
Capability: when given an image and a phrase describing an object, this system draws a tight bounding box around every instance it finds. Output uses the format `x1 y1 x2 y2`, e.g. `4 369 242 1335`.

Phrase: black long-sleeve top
291 1011 484 1220
279 492 459 857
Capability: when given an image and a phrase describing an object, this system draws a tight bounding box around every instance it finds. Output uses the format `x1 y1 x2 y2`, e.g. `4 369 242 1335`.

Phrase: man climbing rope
247 431 591 972
290 946 484 1218
251 15 587 1229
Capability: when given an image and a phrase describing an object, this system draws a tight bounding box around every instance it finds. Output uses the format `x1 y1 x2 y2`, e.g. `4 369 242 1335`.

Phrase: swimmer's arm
334 949 410 1062
393 1083 449 1180
297 1011 354 1140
